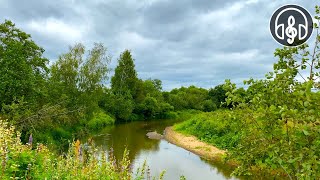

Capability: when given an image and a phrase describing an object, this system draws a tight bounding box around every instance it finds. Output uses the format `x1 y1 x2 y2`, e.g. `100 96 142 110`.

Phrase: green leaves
0 20 48 109
302 129 310 136
111 50 138 96
213 5 320 178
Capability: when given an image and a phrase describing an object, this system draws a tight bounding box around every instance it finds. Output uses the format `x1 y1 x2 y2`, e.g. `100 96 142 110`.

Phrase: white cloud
116 31 159 52
245 0 260 5
26 17 89 43
214 49 260 62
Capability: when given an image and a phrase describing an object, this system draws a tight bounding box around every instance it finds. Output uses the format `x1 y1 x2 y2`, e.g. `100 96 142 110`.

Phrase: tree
165 86 208 111
79 43 110 114
111 50 138 96
79 43 110 93
208 84 227 108
50 43 110 113
50 43 84 103
109 50 139 121
0 20 48 109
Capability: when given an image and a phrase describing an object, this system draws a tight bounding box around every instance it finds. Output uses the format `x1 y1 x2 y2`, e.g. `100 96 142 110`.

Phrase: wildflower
75 140 81 158
28 134 33 147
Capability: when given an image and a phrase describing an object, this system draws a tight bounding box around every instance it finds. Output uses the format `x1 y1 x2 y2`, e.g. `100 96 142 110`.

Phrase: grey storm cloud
0 0 318 90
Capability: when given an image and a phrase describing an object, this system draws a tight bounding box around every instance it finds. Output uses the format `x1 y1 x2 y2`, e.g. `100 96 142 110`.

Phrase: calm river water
91 119 236 180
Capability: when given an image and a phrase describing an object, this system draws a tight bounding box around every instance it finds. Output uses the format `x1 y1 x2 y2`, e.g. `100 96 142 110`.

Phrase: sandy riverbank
164 126 226 161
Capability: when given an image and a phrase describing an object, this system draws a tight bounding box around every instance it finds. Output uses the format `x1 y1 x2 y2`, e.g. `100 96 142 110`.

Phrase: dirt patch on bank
164 126 225 161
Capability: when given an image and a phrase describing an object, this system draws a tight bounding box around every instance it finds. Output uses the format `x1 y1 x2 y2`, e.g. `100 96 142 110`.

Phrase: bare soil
164 126 225 161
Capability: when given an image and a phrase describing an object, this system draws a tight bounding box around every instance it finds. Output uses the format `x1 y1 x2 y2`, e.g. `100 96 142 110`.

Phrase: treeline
175 5 320 179
0 20 227 150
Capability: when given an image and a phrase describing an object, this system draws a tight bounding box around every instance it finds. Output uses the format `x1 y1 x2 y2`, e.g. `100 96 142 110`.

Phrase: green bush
175 109 202 120
128 113 144 121
161 111 178 119
87 111 115 130
52 127 72 140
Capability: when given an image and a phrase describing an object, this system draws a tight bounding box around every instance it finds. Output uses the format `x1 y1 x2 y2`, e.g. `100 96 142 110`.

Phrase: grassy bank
172 110 291 179
174 109 244 150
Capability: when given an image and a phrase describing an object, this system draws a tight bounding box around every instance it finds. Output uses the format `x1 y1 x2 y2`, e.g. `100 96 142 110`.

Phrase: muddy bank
164 126 225 161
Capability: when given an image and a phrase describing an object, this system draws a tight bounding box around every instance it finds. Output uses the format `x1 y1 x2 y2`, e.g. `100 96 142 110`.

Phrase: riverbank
164 126 226 161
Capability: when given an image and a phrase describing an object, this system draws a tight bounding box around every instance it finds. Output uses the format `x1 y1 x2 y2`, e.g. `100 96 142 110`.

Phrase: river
91 119 236 180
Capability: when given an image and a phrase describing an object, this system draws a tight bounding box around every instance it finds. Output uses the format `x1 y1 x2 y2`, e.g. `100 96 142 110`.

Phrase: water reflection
92 120 236 180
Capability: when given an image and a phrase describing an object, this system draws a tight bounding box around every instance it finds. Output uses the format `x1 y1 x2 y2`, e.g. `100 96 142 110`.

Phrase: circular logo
270 4 313 47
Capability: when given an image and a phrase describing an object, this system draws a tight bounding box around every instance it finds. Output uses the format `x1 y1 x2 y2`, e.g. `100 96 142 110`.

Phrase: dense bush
87 110 115 130
160 111 178 119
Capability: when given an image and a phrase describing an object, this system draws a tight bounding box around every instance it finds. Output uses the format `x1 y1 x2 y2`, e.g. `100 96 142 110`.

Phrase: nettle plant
225 5 320 179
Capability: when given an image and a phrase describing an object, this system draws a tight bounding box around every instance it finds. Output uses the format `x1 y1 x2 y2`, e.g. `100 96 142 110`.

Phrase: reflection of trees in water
92 121 163 163
199 157 235 178
200 158 277 180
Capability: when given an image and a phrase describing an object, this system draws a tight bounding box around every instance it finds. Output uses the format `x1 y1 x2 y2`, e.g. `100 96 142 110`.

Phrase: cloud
26 18 89 43
0 0 318 90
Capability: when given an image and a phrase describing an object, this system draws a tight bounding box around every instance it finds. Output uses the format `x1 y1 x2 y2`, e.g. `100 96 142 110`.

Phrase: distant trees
106 50 173 121
134 79 173 119
0 19 238 148
165 86 206 110
164 85 229 112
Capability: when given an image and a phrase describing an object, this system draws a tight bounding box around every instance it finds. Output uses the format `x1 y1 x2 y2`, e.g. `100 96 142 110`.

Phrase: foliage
213 6 320 179
202 100 217 112
174 110 243 150
165 86 208 111
174 5 320 179
0 21 113 149
0 20 48 109
111 50 138 96
159 111 178 119
107 58 176 121
0 119 165 180
50 43 110 115
109 91 135 121
208 85 227 108
87 110 115 130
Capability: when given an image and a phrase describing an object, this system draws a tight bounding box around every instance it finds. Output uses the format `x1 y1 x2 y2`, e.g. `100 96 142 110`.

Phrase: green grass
174 109 244 150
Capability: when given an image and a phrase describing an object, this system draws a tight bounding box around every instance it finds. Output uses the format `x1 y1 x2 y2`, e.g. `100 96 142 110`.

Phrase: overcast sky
0 0 317 90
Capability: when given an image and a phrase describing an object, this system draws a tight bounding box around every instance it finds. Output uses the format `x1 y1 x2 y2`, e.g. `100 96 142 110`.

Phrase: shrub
161 111 178 119
87 111 115 130
128 113 144 121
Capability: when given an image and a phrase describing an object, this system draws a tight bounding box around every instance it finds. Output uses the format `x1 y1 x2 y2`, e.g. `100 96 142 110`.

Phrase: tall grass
174 109 244 150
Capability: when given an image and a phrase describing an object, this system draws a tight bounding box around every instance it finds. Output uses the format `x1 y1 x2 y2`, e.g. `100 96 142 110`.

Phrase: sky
0 0 318 90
